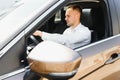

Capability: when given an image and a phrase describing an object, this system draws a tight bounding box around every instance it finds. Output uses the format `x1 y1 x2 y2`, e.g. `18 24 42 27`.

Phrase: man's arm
33 30 65 44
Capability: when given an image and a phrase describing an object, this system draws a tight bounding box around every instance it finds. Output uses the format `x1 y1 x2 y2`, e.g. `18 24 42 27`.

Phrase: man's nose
65 17 67 21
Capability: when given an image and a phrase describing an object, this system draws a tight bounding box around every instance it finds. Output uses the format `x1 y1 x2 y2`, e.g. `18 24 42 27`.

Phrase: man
33 4 91 49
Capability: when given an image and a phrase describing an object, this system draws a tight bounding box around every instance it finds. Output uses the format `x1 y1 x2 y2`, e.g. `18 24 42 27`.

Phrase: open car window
28 0 110 51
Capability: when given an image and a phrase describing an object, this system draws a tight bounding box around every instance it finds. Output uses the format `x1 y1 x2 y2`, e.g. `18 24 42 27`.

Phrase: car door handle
105 53 120 64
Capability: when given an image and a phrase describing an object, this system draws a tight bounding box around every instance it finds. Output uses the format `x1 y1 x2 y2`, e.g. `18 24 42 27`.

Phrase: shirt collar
70 23 81 31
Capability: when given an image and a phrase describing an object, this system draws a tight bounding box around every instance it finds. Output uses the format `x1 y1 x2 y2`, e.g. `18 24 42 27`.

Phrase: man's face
65 8 80 27
65 8 75 27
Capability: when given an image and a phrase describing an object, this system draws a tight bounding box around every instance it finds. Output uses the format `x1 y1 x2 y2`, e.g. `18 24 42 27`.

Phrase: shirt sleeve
41 32 66 45
41 27 91 45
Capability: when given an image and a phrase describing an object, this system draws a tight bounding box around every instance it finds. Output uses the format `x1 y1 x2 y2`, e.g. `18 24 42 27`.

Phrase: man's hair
67 4 82 14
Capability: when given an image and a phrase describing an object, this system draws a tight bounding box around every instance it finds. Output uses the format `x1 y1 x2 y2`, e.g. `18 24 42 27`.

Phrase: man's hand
33 30 42 37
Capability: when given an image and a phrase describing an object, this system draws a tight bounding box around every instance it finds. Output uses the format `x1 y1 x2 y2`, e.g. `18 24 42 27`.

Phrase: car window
29 1 110 50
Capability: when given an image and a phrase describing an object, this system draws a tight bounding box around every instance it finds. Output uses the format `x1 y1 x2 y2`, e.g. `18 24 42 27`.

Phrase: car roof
0 0 58 50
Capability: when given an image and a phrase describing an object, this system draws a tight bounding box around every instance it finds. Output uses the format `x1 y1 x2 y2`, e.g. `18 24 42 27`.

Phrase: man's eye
67 15 70 18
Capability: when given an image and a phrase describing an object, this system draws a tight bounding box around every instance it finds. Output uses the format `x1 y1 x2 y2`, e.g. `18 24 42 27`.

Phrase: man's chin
67 23 71 27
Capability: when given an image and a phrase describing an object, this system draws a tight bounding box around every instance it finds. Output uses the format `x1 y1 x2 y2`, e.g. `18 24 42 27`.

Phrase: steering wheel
29 35 39 45
27 35 40 53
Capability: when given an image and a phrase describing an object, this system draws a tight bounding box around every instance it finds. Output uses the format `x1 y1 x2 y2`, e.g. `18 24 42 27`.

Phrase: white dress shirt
41 23 91 49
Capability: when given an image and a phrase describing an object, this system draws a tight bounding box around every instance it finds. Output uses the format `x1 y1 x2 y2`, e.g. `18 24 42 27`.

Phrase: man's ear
75 12 80 20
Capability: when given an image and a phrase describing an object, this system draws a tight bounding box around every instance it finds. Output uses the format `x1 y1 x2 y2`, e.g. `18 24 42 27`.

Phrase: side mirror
27 41 81 79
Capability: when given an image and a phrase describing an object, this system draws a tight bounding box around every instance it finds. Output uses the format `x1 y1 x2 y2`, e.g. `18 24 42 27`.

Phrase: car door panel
81 57 120 80
69 34 120 80
69 52 104 80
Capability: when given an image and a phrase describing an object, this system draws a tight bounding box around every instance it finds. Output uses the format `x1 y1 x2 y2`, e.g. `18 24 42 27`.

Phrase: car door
26 0 120 80
27 0 120 80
